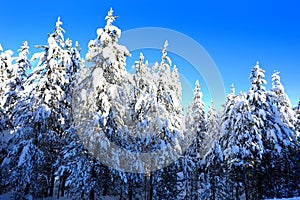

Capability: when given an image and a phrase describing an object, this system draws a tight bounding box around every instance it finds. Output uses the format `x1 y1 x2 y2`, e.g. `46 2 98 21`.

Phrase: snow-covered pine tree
246 62 298 198
72 8 133 198
130 52 160 154
199 140 226 200
295 99 300 134
85 7 130 150
212 62 299 200
170 65 182 106
294 99 300 197
220 62 299 199
197 84 237 199
271 71 297 132
271 71 299 191
197 100 223 199
220 93 264 200
57 128 105 199
1 17 82 199
146 41 183 200
131 52 155 127
3 41 31 132
86 7 129 85
0 45 14 195
203 101 221 154
0 46 14 133
184 80 207 199
0 44 45 198
177 103 194 199
0 42 32 195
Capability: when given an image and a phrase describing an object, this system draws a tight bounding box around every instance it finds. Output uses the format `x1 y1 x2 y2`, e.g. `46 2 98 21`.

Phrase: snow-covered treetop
160 40 172 67
14 41 31 83
207 100 216 123
272 70 284 94
171 64 182 103
0 44 2 52
192 80 205 113
50 17 65 47
103 7 121 43
105 7 118 26
193 80 202 99
250 61 266 91
17 41 30 67
134 52 145 72
18 41 29 57
86 8 129 72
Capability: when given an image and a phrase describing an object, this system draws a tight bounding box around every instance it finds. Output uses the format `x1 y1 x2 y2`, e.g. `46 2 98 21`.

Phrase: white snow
266 198 300 200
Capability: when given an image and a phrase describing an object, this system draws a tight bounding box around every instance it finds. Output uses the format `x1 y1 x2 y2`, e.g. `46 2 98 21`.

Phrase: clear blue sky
1 0 300 107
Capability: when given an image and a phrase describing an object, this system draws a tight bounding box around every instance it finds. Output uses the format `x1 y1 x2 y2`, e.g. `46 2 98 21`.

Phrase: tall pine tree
1 17 81 199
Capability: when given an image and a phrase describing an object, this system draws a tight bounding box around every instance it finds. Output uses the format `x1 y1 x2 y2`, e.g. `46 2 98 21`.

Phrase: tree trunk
120 183 123 200
81 188 84 198
49 170 55 197
57 176 61 199
61 176 66 197
103 183 108 196
244 168 249 200
144 175 148 200
211 174 216 200
149 173 153 200
128 184 133 200
89 188 95 200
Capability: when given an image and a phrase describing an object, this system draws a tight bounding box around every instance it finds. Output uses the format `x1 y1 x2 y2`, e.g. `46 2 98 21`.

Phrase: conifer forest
1 8 300 200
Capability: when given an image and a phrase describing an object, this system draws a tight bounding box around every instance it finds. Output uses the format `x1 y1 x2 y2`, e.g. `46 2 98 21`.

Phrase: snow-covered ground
265 198 300 200
1 193 300 200
0 193 118 200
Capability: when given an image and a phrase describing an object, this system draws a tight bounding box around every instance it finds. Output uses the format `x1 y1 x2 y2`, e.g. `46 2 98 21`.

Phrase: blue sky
1 0 300 108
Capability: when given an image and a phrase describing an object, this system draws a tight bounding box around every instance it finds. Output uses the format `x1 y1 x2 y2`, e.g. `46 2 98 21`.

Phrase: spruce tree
0 46 14 132
1 17 81 199
184 80 206 199
248 62 298 198
220 62 299 199
203 101 221 154
271 71 297 131
0 45 14 195
73 8 132 198
295 99 300 134
199 140 226 200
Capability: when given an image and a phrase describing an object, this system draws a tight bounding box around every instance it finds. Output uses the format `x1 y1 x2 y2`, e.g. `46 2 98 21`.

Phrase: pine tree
3 41 31 132
221 84 237 135
72 8 133 198
203 101 221 154
199 140 227 200
220 93 264 200
295 99 300 134
248 62 298 198
184 80 207 199
218 62 299 199
0 45 14 195
57 128 104 199
271 71 297 131
86 7 129 85
0 46 14 132
1 17 82 199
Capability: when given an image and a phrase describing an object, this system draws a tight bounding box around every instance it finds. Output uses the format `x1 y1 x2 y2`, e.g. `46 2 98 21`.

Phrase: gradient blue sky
1 0 300 107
